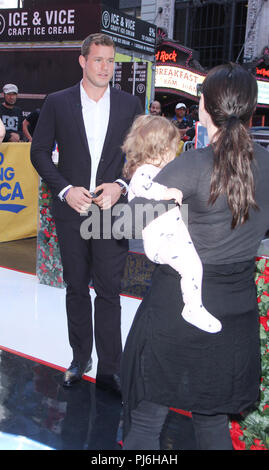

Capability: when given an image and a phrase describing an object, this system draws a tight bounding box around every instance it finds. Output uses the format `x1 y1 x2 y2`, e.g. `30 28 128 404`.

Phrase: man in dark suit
31 33 142 393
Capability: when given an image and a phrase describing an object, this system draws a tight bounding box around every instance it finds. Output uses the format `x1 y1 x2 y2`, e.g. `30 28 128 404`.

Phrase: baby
122 114 222 334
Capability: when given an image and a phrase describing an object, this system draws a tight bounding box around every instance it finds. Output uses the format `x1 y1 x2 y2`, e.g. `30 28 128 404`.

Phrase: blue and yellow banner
0 143 38 242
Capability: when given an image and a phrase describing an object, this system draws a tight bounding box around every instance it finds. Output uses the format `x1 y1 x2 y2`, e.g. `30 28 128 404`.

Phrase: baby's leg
142 207 222 333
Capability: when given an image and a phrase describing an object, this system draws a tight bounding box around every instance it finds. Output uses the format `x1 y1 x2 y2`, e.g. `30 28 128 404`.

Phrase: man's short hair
81 33 116 58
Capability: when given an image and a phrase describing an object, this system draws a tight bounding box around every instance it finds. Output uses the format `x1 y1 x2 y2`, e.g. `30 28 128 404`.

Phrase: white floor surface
0 267 141 380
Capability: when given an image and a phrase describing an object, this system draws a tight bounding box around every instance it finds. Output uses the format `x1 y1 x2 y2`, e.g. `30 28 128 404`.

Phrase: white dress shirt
58 82 109 200
81 82 110 192
59 82 127 200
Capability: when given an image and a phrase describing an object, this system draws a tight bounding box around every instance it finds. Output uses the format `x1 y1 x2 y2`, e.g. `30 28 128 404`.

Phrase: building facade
120 0 269 122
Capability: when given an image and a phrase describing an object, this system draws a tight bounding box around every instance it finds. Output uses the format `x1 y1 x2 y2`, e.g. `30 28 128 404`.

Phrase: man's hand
65 186 93 213
93 182 122 210
9 132 20 142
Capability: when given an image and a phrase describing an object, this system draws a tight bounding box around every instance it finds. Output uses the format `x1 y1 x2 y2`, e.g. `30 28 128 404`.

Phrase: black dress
121 144 269 438
121 260 260 437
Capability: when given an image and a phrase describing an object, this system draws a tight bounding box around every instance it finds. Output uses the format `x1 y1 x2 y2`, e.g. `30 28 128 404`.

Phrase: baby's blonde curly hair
122 114 180 179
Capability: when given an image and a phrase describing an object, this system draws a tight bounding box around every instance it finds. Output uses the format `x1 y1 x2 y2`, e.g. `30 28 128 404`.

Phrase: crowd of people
149 99 198 155
149 99 198 143
0 81 196 155
2 32 269 451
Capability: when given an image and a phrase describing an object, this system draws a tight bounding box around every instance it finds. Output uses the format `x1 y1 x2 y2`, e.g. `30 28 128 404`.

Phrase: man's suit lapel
69 83 90 157
100 86 119 163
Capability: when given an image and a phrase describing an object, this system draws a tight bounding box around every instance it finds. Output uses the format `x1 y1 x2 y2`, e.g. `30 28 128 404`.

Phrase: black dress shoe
95 373 121 396
63 358 92 387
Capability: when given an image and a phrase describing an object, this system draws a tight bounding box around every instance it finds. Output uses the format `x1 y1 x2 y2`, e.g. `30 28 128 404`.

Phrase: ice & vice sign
6 9 75 37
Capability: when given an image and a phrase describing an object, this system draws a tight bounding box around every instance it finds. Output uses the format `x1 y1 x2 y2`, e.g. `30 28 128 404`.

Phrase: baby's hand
164 188 183 205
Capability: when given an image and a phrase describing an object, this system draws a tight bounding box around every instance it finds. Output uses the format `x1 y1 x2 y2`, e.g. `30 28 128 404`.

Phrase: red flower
256 274 264 284
264 267 269 276
260 315 269 331
250 439 267 450
42 193 48 199
40 263 48 273
257 275 269 285
229 421 246 450
43 229 50 238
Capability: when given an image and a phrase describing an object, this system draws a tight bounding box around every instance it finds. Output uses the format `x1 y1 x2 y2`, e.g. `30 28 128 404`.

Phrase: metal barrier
182 139 195 152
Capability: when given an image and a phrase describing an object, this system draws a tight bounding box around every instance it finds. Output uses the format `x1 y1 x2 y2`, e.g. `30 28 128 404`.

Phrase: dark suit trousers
55 216 128 374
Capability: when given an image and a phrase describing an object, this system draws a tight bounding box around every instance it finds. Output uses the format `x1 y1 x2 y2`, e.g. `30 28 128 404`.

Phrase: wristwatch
62 187 71 202
115 181 128 196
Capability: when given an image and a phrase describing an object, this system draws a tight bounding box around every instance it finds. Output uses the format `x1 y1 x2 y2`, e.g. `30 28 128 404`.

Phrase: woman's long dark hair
203 63 258 229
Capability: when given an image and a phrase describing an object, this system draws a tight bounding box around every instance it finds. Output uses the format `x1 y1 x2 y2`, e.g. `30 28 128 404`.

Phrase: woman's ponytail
203 63 258 228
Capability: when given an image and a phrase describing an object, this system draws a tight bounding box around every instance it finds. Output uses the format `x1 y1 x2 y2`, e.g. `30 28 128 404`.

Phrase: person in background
0 84 23 142
173 102 197 142
23 108 40 142
186 104 199 140
188 104 199 127
172 103 191 137
149 100 162 116
121 63 269 450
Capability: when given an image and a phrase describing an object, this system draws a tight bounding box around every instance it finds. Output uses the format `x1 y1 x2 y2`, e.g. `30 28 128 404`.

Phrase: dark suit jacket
31 82 142 221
